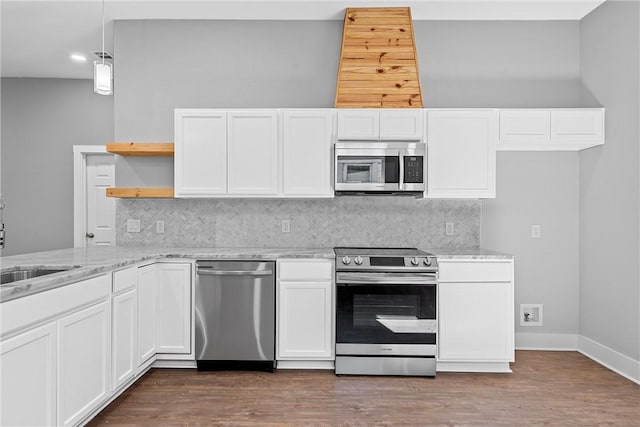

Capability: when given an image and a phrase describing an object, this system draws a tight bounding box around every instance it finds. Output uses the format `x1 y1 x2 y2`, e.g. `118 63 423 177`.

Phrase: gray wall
579 1 640 361
482 153 579 336
0 78 114 255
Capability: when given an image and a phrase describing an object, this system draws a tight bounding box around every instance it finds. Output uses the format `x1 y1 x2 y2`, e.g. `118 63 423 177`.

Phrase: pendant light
94 0 112 95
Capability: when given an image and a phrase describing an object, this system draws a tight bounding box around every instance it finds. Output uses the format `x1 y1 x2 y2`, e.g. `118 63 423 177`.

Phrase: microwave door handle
399 150 405 191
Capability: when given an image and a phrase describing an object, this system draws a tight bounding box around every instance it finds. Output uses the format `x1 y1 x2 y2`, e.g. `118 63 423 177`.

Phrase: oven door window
336 283 436 345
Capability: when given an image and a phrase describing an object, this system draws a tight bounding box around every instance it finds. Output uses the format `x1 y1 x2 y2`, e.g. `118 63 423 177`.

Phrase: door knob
86 232 95 238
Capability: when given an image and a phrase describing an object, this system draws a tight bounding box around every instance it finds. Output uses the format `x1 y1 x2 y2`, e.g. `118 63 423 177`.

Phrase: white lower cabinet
57 300 111 426
0 322 57 427
438 260 515 373
137 264 157 367
112 288 137 390
156 263 192 355
276 259 334 365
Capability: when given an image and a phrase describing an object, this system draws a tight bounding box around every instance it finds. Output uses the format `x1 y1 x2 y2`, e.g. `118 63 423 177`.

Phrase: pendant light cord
101 0 105 65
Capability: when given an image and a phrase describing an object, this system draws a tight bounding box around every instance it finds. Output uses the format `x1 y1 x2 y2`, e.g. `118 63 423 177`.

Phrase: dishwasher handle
197 269 273 277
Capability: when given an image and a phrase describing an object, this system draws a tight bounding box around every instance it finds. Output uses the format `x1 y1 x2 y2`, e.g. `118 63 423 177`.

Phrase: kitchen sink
0 267 77 285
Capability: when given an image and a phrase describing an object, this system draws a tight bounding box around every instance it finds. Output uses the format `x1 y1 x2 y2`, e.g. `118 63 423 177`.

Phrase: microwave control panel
404 156 424 183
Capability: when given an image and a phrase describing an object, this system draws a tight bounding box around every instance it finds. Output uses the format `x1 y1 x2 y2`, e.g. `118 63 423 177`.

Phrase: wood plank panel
106 188 174 198
106 143 174 156
335 7 423 108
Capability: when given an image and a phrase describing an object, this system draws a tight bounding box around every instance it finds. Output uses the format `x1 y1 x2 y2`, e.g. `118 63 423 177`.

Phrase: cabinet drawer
438 261 512 283
113 266 137 293
278 260 333 281
1 275 110 336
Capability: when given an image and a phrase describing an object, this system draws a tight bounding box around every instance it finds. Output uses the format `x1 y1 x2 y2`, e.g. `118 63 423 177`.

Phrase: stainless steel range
334 247 438 377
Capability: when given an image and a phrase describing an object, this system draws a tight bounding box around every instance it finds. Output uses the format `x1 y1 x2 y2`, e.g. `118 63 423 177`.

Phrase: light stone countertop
0 246 335 303
1 246 512 302
426 248 514 260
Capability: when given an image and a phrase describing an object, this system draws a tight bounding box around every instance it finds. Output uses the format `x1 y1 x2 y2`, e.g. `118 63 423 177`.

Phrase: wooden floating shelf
106 187 174 198
106 142 174 156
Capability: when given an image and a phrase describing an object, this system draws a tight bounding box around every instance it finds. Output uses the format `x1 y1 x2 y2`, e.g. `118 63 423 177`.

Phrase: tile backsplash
116 197 480 249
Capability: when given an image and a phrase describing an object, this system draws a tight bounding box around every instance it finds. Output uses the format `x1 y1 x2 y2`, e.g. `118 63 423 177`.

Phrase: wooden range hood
335 7 423 108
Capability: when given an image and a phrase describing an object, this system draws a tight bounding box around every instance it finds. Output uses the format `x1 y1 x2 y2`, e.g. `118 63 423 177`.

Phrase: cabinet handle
86 232 95 238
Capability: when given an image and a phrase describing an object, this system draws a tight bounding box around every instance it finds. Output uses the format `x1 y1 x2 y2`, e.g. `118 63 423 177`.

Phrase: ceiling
1 0 606 79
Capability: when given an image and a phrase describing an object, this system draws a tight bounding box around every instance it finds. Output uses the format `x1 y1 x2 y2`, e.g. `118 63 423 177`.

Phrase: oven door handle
336 272 437 285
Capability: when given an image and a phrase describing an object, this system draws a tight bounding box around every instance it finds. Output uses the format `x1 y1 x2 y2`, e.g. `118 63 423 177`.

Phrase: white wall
0 78 114 255
579 1 640 364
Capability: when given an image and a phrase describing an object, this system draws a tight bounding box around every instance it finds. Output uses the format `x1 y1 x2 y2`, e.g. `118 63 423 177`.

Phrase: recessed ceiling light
71 53 87 63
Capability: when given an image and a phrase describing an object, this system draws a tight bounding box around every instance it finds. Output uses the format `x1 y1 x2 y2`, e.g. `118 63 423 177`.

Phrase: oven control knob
342 256 352 265
424 257 432 266
354 256 363 265
410 257 419 266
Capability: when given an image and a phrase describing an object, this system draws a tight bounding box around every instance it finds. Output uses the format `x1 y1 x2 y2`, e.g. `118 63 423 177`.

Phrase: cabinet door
439 282 513 362
499 109 551 145
57 301 110 426
137 264 157 366
156 263 192 354
112 289 137 391
427 110 497 198
551 109 604 143
174 109 227 196
277 281 333 359
282 109 334 197
227 111 279 195
336 109 379 140
380 109 423 141
0 323 57 427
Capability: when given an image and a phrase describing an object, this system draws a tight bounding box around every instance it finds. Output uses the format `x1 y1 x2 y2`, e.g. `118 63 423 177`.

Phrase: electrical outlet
281 219 290 233
156 220 165 234
520 304 543 326
531 224 541 238
445 221 455 236
126 219 141 233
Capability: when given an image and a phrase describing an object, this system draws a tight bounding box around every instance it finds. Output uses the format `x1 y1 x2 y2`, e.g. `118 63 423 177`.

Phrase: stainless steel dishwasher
195 260 275 372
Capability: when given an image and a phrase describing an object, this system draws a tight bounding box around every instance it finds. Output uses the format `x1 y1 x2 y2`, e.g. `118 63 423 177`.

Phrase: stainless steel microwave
335 142 426 197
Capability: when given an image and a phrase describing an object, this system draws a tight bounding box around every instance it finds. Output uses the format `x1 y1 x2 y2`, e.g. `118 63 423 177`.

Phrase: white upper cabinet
426 109 497 199
337 109 422 141
336 109 379 140
379 109 423 141
282 109 334 197
174 109 227 197
227 111 279 195
498 108 604 151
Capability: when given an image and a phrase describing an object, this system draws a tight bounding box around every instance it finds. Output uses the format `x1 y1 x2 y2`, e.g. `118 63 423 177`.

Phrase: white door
227 111 279 195
0 322 57 427
156 263 192 354
57 301 111 426
277 281 334 359
379 109 423 141
112 289 137 391
85 153 116 246
426 110 497 198
439 282 513 362
174 109 228 196
282 109 334 197
137 264 157 366
336 109 380 140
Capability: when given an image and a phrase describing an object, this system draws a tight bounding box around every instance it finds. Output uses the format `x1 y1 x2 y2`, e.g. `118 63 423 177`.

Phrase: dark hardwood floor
89 351 639 426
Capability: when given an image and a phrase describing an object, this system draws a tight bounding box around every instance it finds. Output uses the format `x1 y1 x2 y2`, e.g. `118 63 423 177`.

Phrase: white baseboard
515 332 639 385
577 335 640 385
277 360 335 370
515 332 578 350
